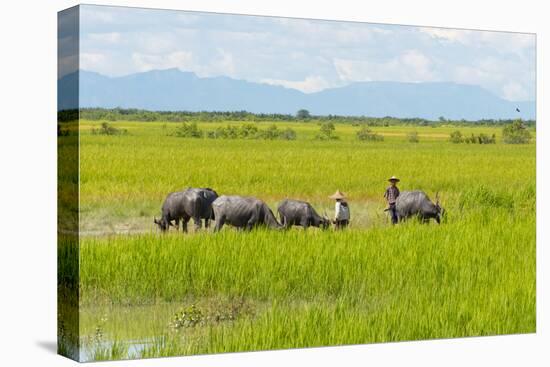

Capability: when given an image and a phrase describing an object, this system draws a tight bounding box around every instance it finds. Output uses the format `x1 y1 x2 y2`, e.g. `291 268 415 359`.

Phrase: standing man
384 176 400 225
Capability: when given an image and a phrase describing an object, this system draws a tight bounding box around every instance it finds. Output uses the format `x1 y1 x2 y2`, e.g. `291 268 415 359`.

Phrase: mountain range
58 69 535 120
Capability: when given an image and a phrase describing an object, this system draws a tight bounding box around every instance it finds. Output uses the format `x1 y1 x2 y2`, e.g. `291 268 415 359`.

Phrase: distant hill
58 69 535 120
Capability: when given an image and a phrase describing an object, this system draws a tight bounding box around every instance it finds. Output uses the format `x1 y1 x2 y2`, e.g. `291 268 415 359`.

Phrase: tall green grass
81 213 534 305
78 208 535 359
73 120 536 360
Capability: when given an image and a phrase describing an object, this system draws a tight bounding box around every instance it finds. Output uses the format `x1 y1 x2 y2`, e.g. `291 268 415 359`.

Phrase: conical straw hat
329 190 346 199
388 176 400 182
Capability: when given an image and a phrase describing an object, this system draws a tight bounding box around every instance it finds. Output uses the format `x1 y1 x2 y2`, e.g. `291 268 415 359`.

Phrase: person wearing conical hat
384 176 400 225
329 190 350 230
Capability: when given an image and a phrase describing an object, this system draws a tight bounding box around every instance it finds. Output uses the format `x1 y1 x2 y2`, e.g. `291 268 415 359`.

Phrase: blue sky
75 4 536 101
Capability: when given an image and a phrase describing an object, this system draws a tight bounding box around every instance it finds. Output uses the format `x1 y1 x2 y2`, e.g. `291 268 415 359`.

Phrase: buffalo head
154 217 169 232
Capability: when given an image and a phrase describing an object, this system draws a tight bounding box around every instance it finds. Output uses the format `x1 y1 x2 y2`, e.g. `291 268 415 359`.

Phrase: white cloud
175 13 202 25
131 32 184 55
271 17 376 48
400 50 434 78
452 56 533 100
419 27 474 44
372 27 393 35
419 27 534 55
80 52 106 70
81 7 115 24
132 51 194 72
334 49 436 83
76 6 535 101
453 65 492 85
502 82 529 101
333 58 361 82
194 49 237 78
130 49 236 78
208 29 269 44
479 32 535 55
87 32 121 44
260 76 331 93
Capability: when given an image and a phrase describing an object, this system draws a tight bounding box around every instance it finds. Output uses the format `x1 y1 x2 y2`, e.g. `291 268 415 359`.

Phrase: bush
449 130 463 143
315 122 339 140
464 133 496 144
172 122 203 138
356 126 383 141
207 124 297 140
238 123 259 139
280 127 297 140
212 125 239 139
484 134 497 144
208 125 245 139
91 122 128 136
450 130 495 144
503 120 532 144
407 131 419 143
262 124 281 140
257 125 297 140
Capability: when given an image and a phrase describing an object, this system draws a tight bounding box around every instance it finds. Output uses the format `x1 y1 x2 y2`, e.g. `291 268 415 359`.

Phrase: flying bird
516 107 521 112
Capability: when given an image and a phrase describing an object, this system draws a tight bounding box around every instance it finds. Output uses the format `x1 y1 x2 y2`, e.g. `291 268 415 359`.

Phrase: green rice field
59 119 536 361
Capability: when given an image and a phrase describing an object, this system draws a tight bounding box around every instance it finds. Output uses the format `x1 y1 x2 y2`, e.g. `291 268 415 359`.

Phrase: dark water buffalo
277 199 330 230
395 191 444 224
154 188 218 232
211 195 282 232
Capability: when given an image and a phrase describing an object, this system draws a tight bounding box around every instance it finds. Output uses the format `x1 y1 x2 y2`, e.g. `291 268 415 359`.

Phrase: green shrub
280 127 297 140
407 131 419 143
256 125 297 140
450 130 495 144
207 124 296 140
356 126 383 141
207 127 226 139
172 122 203 138
262 124 281 140
315 122 339 140
209 125 239 139
91 122 128 136
503 120 532 144
449 130 463 143
464 133 496 144
238 123 259 139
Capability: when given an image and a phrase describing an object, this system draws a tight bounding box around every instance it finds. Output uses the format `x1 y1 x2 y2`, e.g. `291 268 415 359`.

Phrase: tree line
58 108 536 127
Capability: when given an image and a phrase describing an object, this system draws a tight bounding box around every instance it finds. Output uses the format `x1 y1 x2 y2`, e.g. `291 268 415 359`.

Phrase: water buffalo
211 195 282 232
154 188 218 232
277 199 330 230
395 191 444 224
